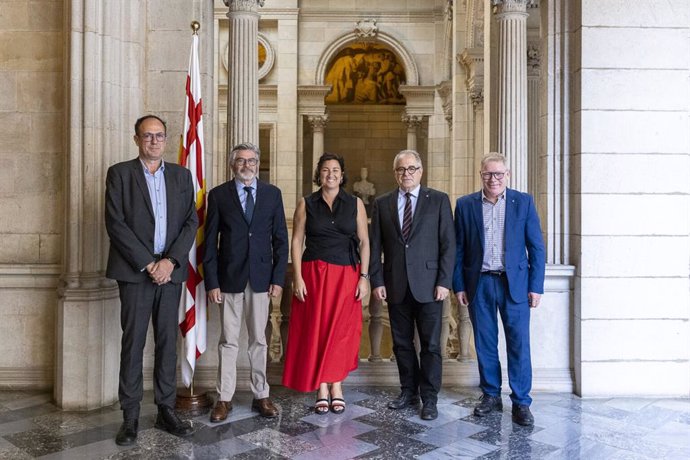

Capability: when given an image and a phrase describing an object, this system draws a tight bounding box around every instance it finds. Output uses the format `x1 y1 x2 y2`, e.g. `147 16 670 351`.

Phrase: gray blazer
105 158 198 284
369 187 456 304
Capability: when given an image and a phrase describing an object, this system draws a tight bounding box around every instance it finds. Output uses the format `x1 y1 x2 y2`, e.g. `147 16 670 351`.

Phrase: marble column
494 0 529 191
224 0 263 150
402 115 423 151
308 114 328 191
527 42 540 199
460 47 485 191
55 0 145 410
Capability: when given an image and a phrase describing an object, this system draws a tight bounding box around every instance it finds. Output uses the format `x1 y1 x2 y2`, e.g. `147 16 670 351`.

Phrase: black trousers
388 287 443 404
117 280 181 420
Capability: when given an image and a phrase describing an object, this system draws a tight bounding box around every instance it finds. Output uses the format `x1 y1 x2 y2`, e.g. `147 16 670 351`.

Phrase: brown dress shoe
251 398 279 418
210 400 232 423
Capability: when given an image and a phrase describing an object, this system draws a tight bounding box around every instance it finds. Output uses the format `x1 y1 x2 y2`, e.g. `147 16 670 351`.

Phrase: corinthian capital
401 114 423 130
308 114 329 131
223 0 265 13
491 0 531 14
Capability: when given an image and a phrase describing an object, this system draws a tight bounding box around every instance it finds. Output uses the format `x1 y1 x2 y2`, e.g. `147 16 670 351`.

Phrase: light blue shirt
481 191 506 271
141 160 167 254
235 177 258 213
397 184 420 229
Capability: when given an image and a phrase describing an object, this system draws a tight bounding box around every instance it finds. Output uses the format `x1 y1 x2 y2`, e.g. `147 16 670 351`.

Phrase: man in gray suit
105 115 198 446
369 149 455 421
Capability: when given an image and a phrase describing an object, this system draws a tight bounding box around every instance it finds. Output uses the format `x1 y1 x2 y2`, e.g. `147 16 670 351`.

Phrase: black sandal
330 398 346 414
315 398 329 415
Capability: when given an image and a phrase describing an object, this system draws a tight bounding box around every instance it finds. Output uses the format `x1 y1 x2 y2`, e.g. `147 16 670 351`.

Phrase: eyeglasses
395 166 421 175
480 171 506 180
139 132 166 142
234 158 258 166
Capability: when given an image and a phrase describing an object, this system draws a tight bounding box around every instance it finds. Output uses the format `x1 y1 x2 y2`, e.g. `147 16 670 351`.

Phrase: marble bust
353 167 376 204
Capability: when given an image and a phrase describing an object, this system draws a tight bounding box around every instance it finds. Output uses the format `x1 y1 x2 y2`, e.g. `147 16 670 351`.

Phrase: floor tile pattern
0 387 688 459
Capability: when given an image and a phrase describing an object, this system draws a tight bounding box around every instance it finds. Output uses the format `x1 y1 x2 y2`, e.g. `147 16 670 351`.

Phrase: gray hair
229 142 261 163
480 152 509 170
393 149 423 169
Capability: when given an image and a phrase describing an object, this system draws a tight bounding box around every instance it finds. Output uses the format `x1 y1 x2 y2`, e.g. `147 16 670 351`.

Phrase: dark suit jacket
203 179 289 293
452 188 545 304
369 187 456 305
105 158 198 283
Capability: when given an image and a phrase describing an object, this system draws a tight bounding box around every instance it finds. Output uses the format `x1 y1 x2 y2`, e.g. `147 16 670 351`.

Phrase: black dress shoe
155 406 194 437
421 402 438 420
474 394 503 416
512 404 534 426
115 419 138 446
388 392 420 410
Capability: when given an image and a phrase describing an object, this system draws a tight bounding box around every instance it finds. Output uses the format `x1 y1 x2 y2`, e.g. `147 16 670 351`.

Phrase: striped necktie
402 192 412 241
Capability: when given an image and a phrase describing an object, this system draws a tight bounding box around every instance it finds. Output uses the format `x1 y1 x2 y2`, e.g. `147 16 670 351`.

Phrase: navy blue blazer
105 158 198 284
203 179 289 294
452 188 545 304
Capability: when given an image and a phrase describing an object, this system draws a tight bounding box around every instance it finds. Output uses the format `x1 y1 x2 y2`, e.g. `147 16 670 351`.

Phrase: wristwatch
360 272 370 280
166 256 179 268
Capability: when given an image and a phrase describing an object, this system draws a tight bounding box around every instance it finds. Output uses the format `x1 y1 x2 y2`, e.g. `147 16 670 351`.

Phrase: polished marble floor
0 386 688 459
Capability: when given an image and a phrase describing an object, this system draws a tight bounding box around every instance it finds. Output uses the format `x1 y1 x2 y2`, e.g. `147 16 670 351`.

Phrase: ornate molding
398 85 436 116
491 0 531 14
469 88 484 108
401 114 423 130
297 85 331 115
527 43 541 75
436 80 453 126
223 0 264 12
354 19 378 42
308 114 329 131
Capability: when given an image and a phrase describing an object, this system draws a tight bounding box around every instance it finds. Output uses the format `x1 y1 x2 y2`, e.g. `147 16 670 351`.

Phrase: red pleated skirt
282 260 363 392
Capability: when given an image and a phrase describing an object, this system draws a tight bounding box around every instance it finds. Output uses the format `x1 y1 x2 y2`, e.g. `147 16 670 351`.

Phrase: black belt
482 270 505 276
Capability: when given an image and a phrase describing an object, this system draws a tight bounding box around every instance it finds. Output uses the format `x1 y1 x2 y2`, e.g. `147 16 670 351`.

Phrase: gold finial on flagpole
191 21 200 35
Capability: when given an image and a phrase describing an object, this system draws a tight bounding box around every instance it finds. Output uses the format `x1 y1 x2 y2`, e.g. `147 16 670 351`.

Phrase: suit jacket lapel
504 188 517 248
388 191 403 240
409 187 429 239
472 192 484 250
132 159 155 218
229 179 247 226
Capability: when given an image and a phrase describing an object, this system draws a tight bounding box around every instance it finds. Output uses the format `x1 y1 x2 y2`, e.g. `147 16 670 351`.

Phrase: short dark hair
134 115 167 136
313 152 348 186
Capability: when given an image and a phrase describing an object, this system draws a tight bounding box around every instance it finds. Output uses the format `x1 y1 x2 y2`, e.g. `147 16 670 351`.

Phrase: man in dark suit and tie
105 115 198 445
369 149 455 421
203 143 288 422
453 152 545 426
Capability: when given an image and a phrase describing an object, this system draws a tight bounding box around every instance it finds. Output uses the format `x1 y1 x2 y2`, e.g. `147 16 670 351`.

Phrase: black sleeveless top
302 189 360 268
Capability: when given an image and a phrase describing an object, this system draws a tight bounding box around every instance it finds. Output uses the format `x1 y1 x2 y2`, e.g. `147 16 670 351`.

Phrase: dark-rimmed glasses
235 158 258 166
480 171 506 180
395 166 421 175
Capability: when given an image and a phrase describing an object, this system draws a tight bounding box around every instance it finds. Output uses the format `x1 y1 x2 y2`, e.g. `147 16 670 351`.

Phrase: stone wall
0 0 64 387
571 0 690 396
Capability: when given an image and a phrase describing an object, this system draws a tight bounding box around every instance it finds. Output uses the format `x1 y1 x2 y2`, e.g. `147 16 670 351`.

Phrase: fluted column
224 0 263 150
494 0 529 191
527 42 540 199
309 114 328 191
402 115 422 150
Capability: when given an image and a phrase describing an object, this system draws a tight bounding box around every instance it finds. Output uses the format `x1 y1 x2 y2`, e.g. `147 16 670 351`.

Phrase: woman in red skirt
282 153 370 414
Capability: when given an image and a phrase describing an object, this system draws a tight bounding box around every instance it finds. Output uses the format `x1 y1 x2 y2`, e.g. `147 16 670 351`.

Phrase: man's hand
528 292 541 308
268 284 283 298
149 259 174 285
434 286 449 302
373 286 387 301
455 291 469 307
208 288 222 304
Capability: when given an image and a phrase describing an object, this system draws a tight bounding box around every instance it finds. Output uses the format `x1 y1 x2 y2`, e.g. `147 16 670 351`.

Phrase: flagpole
175 20 211 417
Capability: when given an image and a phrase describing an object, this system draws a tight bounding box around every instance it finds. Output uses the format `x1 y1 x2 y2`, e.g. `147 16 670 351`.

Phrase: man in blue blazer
453 152 545 426
370 150 455 421
106 115 198 445
203 143 289 422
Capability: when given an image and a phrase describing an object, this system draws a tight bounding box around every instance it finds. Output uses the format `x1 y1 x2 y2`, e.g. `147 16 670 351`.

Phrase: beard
235 168 256 182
